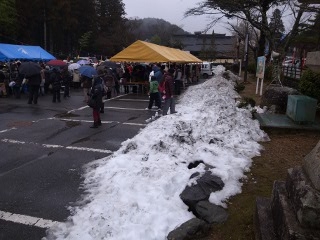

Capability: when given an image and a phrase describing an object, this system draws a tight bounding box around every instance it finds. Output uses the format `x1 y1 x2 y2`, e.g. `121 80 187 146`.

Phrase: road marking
105 106 147 111
123 122 147 126
116 99 149 102
59 118 118 124
58 118 147 127
0 210 60 228
0 127 17 133
1 139 113 154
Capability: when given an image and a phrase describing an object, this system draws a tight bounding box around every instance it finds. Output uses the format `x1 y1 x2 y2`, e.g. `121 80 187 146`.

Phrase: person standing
146 76 161 110
81 75 93 103
40 65 46 96
61 67 71 98
162 68 176 115
88 77 103 128
27 73 41 104
174 66 183 95
103 69 115 99
50 68 62 103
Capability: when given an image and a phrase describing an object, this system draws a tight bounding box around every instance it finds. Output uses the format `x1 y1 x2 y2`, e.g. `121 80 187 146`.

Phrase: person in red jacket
162 68 177 115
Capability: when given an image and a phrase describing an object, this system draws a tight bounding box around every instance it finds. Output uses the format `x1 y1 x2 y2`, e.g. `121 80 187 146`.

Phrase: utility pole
43 1 47 50
243 24 249 83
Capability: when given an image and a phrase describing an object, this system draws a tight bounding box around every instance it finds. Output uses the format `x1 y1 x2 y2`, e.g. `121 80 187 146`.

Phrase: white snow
45 66 269 240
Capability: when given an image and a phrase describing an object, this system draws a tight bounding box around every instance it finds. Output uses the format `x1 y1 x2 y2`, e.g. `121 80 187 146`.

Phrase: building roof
173 33 236 59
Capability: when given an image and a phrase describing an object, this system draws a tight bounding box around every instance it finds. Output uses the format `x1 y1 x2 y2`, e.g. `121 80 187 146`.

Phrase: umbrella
77 59 90 65
68 63 81 71
18 62 42 77
100 61 118 69
79 65 97 78
47 59 67 67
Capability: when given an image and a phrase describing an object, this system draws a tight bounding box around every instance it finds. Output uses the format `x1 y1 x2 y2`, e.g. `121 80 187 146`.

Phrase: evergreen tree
0 0 17 43
269 9 285 49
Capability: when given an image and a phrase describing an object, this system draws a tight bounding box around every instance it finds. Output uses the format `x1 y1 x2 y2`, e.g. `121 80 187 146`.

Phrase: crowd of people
0 60 202 127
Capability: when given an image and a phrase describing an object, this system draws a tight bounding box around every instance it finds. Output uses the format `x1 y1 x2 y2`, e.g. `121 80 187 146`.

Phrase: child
146 76 161 110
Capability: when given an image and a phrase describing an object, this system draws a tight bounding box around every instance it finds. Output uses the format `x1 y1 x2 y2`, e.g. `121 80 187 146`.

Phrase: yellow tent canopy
110 40 202 63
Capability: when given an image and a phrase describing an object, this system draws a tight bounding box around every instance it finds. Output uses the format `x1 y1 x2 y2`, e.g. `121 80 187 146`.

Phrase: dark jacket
89 80 103 110
50 70 62 90
27 73 42 86
164 74 174 98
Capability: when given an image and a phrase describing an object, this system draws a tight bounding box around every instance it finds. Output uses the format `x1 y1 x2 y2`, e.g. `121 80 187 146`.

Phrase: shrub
247 63 256 74
238 97 256 108
234 81 245 93
299 69 320 101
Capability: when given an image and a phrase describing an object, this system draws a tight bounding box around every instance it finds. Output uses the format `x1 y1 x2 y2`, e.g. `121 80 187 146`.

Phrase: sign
256 56 266 79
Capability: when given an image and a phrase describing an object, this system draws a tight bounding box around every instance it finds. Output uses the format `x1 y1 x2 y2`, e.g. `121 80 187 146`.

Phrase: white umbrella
68 63 81 71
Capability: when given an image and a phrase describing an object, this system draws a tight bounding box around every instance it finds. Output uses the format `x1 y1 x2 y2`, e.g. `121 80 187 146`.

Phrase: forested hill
127 17 190 43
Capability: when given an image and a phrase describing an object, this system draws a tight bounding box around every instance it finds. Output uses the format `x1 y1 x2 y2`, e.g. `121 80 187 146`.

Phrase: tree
0 0 17 43
185 0 317 58
269 8 285 49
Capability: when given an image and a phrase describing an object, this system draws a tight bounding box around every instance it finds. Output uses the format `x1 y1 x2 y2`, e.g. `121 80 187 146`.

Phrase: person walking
162 68 176 115
88 77 103 128
50 68 62 103
146 76 161 110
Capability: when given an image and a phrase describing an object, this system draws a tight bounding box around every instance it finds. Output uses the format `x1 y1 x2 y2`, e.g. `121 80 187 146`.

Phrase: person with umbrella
79 65 96 102
18 62 42 104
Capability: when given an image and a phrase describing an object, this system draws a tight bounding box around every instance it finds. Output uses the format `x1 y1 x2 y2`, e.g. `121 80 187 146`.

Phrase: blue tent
0 43 56 61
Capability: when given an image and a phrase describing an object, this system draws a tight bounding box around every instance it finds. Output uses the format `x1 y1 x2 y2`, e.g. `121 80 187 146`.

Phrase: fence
282 66 302 79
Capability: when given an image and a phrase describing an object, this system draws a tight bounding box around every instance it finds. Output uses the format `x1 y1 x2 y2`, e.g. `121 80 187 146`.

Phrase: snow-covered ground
45 66 269 240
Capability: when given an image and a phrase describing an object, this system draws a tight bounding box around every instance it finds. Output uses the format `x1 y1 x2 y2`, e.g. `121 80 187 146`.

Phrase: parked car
200 62 214 78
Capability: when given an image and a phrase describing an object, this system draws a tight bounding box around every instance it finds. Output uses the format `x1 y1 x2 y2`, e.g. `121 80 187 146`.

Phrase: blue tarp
0 43 56 61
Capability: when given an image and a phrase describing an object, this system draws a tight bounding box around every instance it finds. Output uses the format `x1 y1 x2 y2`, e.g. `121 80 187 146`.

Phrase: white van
200 62 214 78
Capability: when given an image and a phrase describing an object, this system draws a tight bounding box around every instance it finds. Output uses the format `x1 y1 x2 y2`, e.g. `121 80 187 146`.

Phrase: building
173 31 236 62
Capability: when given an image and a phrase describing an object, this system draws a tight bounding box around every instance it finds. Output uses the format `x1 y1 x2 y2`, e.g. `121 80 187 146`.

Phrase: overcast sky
122 0 231 35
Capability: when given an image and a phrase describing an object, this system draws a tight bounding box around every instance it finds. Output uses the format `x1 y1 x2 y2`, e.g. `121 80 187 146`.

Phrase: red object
46 59 67 67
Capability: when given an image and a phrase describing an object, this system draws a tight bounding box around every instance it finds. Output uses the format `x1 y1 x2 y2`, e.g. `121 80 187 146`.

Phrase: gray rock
260 86 300 113
195 201 228 224
180 171 224 214
303 141 320 191
167 218 211 240
286 166 320 229
254 197 277 240
271 181 320 239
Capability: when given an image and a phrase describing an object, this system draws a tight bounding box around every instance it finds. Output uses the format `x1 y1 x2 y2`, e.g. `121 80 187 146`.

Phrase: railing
282 66 302 79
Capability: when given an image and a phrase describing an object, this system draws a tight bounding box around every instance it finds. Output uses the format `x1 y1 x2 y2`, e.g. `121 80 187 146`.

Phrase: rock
260 86 300 113
195 201 228 224
286 166 320 229
303 141 320 191
254 197 276 240
271 181 320 239
167 218 211 240
180 171 224 214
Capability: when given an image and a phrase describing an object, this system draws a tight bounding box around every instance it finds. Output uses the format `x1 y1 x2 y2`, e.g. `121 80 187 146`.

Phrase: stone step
254 197 277 240
271 181 320 239
286 166 320 229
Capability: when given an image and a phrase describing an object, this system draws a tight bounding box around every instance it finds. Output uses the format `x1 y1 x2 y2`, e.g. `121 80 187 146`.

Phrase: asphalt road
0 88 157 240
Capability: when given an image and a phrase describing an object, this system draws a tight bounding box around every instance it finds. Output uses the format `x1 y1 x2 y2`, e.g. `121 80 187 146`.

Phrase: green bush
299 69 320 101
234 81 245 93
247 63 256 74
238 97 256 107
264 64 273 81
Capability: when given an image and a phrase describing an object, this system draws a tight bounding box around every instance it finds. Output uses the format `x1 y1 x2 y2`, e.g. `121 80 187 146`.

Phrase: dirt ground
196 75 320 240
